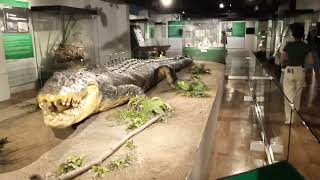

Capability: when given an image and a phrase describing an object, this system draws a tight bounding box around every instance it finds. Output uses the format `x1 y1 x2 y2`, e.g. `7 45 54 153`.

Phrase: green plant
120 97 172 129
126 140 136 150
190 64 211 75
176 80 210 98
110 158 126 170
56 155 84 175
91 165 109 178
109 153 135 170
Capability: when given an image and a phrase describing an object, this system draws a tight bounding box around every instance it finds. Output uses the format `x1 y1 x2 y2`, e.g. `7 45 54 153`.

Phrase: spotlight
161 0 173 7
219 3 225 9
254 5 259 11
229 4 232 7
182 11 185 14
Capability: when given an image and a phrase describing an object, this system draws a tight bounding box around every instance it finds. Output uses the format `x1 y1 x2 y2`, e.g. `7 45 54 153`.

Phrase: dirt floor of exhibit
0 61 225 180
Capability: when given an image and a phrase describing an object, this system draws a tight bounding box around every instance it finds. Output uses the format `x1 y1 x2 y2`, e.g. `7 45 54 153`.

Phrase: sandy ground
0 99 67 173
0 61 224 180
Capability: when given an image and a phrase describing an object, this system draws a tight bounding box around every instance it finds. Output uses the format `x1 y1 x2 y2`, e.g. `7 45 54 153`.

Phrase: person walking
306 26 320 82
221 30 228 54
280 23 314 124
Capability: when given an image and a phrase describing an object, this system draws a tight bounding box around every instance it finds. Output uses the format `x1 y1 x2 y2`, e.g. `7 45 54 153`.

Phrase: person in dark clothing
221 31 228 54
280 23 314 124
306 27 320 80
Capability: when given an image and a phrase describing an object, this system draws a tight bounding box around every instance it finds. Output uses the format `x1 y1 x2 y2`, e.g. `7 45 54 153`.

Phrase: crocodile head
38 70 103 128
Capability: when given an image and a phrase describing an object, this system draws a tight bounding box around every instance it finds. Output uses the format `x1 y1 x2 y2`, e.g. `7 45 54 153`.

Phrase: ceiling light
229 4 232 7
161 0 173 7
182 11 185 14
254 5 259 11
219 3 225 9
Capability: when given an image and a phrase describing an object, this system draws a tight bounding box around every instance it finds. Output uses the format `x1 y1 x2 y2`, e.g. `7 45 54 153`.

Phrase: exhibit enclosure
31 6 99 86
130 19 170 58
182 20 225 63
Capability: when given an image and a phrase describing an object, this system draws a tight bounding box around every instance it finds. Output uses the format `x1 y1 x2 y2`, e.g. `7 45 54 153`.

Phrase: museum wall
245 21 257 51
0 31 10 101
223 21 246 49
1 0 131 94
150 13 183 56
296 0 320 11
1 0 38 94
29 0 131 63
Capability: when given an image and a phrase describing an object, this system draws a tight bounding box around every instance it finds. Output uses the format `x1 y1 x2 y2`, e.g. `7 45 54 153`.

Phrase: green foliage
190 64 211 75
120 97 172 129
176 80 191 91
91 166 109 178
109 153 135 170
126 140 136 150
176 80 210 98
56 155 84 175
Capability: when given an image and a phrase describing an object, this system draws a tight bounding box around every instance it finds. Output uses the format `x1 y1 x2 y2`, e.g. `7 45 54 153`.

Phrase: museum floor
208 50 320 180
208 50 266 179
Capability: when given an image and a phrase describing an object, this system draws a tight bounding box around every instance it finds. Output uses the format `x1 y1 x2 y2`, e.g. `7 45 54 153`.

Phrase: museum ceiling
126 0 291 19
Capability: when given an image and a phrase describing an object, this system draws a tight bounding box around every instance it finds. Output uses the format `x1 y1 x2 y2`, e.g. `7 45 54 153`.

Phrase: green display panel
168 21 184 38
183 47 225 64
218 161 304 180
0 0 29 8
144 22 155 39
232 22 245 37
2 33 34 60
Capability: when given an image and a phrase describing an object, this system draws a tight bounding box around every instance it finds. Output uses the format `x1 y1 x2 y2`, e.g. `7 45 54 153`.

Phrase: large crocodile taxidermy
38 57 193 128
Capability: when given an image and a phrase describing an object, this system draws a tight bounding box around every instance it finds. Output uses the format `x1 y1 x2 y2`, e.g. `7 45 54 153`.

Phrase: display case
182 20 225 63
31 6 99 86
130 19 170 58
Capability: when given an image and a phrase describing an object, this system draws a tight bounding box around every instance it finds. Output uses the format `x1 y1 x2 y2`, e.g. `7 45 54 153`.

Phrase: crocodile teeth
72 102 78 108
66 96 71 106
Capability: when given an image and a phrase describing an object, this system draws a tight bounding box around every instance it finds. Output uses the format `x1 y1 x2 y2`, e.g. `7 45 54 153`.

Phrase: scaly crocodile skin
38 57 193 128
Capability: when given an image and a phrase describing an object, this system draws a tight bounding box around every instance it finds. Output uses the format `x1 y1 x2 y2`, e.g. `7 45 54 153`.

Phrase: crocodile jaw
38 84 102 128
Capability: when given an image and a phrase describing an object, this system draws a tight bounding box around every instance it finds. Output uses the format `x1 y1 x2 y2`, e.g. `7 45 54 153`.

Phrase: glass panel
288 111 320 180
265 80 291 162
32 11 99 86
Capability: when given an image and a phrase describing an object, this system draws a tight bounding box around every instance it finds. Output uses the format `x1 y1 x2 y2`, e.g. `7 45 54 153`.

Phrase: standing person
306 27 320 81
280 23 314 124
221 31 228 54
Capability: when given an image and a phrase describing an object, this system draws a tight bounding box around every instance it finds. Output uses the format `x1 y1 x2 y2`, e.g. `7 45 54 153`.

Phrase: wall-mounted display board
0 0 34 60
132 25 146 47
2 33 34 60
232 22 245 37
144 22 155 39
221 21 246 37
168 21 184 38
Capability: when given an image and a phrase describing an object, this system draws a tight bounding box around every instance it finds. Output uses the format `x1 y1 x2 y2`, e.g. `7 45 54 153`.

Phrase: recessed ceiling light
182 11 185 14
219 3 225 9
160 0 173 7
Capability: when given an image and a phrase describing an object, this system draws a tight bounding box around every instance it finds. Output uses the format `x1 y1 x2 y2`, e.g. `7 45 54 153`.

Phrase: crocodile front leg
151 66 177 89
98 84 144 111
